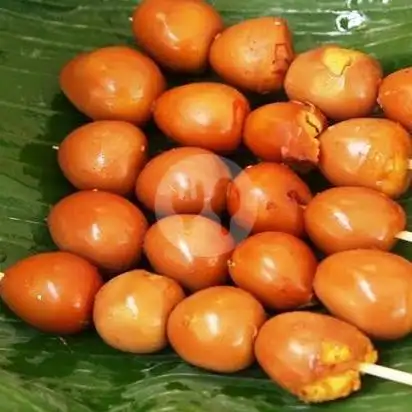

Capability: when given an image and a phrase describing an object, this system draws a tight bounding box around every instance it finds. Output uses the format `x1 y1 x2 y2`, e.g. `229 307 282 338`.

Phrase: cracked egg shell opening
318 118 412 198
226 162 312 236
243 101 327 165
254 311 377 403
209 17 294 94
284 45 382 121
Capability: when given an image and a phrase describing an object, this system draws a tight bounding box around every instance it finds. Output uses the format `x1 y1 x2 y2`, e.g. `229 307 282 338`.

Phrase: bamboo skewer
360 363 412 387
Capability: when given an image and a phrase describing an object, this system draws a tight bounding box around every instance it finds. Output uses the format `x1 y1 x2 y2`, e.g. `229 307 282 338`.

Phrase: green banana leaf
1 0 412 410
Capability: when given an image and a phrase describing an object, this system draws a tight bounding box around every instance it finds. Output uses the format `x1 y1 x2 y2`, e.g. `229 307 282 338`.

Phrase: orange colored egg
1 252 103 334
209 17 294 93
243 101 327 164
93 269 185 353
319 118 412 198
60 46 166 125
304 186 406 254
228 232 317 310
132 0 223 73
135 147 232 216
58 121 148 195
284 45 382 120
167 286 267 372
144 214 234 291
47 190 148 273
153 82 250 153
226 163 312 236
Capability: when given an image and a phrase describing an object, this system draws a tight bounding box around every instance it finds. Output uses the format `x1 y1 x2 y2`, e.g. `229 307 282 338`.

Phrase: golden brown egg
132 0 223 73
1 252 103 334
135 147 232 216
60 46 166 125
378 67 412 132
228 232 317 310
153 82 250 153
255 312 377 403
167 286 267 373
209 17 294 94
314 249 412 340
243 101 327 165
284 45 382 120
47 190 148 273
93 269 185 353
304 186 407 255
319 118 412 198
144 214 234 291
58 121 148 195
226 163 312 236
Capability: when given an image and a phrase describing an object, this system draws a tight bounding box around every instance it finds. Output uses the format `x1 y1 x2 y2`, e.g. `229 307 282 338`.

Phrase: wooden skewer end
395 231 412 243
359 363 412 387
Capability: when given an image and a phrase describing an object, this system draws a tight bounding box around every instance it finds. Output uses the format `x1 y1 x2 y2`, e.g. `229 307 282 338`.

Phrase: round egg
93 269 185 353
228 232 317 310
167 286 267 373
314 249 412 340
243 101 327 164
132 0 223 73
1 252 103 334
319 118 412 198
378 67 412 132
144 214 234 291
135 147 232 216
153 82 250 153
255 312 377 403
284 45 383 120
47 190 148 273
60 46 166 125
304 186 407 255
226 163 312 236
209 17 294 94
58 121 148 195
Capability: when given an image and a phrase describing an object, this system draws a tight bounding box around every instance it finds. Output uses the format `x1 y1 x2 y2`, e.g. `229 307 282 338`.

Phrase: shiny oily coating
47 190 148 273
144 214 235 292
1 252 103 335
243 101 327 165
209 17 294 94
378 67 412 132
314 249 412 340
318 118 412 198
284 45 383 120
93 269 185 353
153 82 251 153
58 121 148 196
304 186 407 254
132 0 223 73
60 46 166 125
226 162 312 236
255 312 377 403
167 286 267 373
135 147 232 216
228 232 317 311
